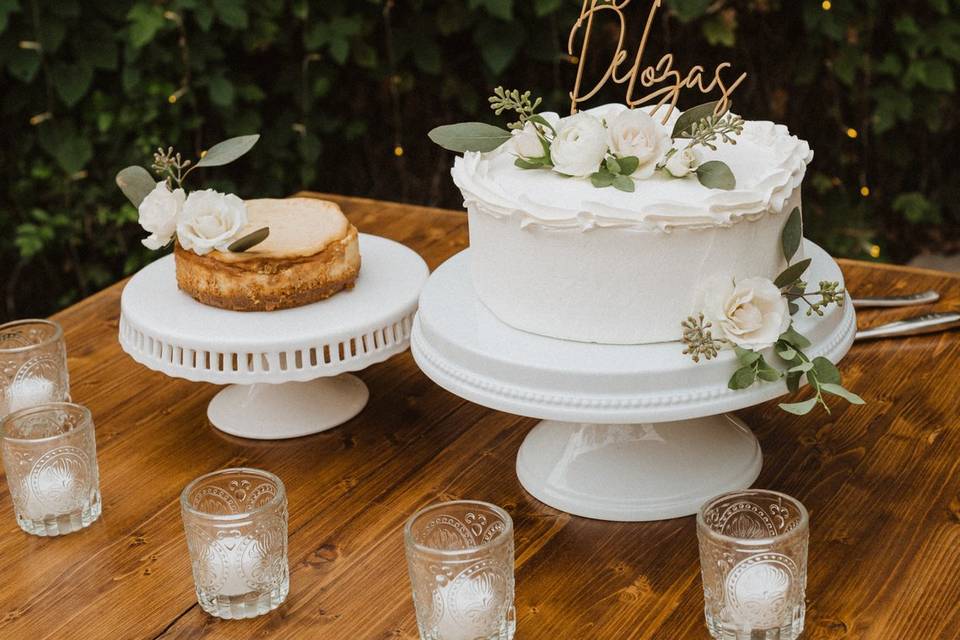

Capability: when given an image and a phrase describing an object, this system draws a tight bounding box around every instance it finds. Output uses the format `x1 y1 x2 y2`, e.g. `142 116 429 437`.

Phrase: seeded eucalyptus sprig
684 113 745 151
681 313 726 362
488 87 543 130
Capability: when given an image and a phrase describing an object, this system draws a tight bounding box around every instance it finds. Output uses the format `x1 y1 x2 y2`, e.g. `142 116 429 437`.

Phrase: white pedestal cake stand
119 234 429 439
411 240 856 521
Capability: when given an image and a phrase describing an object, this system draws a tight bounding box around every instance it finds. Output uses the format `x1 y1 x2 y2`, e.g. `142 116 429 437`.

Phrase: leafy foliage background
1 0 958 320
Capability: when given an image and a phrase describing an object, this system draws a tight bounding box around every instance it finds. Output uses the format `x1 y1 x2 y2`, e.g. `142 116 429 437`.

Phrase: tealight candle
180 468 289 620
0 319 70 419
7 376 57 415
405 500 516 640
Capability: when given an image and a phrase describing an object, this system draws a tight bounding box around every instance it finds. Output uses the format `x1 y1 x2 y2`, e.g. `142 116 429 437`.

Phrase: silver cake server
855 312 960 341
851 290 940 308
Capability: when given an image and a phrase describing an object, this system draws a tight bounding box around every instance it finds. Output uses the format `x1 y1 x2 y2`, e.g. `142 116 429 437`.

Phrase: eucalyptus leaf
734 346 761 365
774 258 812 288
591 170 614 188
515 158 542 170
696 161 736 190
612 174 635 192
788 300 800 316
811 356 841 384
196 134 260 168
617 155 640 175
528 113 556 133
227 226 270 253
779 325 812 349
605 157 621 174
788 361 814 373
728 366 757 390
757 366 782 382
776 345 797 360
819 383 865 404
428 122 512 153
786 371 802 393
672 100 720 138
779 396 818 415
781 207 802 261
115 165 156 208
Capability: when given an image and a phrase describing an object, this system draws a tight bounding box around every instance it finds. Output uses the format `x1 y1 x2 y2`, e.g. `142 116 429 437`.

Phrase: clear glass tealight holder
405 500 516 640
697 489 809 640
1 402 101 536
180 467 289 619
0 319 70 419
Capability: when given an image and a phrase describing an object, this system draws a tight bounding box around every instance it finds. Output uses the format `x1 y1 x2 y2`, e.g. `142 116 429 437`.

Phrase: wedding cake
451 103 811 345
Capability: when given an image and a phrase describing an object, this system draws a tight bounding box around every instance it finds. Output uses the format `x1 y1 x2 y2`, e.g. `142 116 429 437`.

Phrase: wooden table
3 193 960 640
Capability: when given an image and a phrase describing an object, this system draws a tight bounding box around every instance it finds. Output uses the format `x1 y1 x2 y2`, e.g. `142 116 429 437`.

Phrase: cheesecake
174 197 361 311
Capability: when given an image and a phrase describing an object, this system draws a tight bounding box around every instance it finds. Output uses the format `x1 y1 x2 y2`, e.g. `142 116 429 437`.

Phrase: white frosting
452 104 813 232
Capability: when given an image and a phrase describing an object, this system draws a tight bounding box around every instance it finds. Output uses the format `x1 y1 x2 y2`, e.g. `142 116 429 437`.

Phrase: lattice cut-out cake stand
120 234 429 439
411 240 856 521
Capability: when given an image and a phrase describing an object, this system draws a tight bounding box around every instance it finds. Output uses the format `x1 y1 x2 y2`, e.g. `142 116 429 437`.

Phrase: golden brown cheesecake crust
174 200 361 311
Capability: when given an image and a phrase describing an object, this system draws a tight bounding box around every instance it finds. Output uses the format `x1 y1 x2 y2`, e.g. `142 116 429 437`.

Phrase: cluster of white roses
510 107 700 181
703 277 790 351
138 182 248 255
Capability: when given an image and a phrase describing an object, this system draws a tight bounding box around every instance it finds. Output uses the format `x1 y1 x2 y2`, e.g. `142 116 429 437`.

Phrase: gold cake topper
568 0 747 121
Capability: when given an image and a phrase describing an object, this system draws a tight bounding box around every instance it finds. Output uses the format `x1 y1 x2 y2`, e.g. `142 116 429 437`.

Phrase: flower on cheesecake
177 189 248 255
607 109 671 179
665 146 701 178
550 112 608 177
704 277 791 351
138 182 185 250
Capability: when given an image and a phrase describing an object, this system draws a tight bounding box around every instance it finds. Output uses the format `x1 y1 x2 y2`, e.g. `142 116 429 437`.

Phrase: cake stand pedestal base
207 374 369 440
515 415 761 521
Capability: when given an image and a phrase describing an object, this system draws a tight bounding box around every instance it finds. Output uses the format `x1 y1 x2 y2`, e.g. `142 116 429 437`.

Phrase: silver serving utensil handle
855 312 960 341
852 290 940 308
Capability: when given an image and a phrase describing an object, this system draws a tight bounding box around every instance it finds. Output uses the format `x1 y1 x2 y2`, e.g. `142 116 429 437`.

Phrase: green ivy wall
1 0 958 319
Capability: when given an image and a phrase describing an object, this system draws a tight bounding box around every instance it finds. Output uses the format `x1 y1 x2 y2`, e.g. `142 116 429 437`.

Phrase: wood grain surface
2 193 959 640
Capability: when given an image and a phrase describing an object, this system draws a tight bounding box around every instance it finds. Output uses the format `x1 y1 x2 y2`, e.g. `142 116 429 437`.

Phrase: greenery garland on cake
680 209 864 416
429 87 742 192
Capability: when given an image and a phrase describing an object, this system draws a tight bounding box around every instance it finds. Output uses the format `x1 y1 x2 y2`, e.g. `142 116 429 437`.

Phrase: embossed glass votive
180 468 289 619
697 489 809 640
1 402 101 536
0 319 70 419
404 500 516 640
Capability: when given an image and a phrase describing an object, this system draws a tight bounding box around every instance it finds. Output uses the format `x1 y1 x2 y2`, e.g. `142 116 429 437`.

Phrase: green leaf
779 325 812 350
51 62 93 107
788 301 799 316
786 371 802 393
617 156 640 175
7 49 40 83
696 161 736 190
777 345 797 361
788 361 814 373
702 14 736 48
228 227 270 252
475 19 524 74
208 75 235 107
819 383 865 405
918 59 955 92
533 0 561 16
781 207 802 262
127 4 166 49
428 122 511 153
481 0 513 20
605 157 621 174
811 356 841 385
528 114 556 133
590 170 615 188
213 0 248 29
757 366 782 382
612 174 635 192
515 158 542 170
774 258 812 288
779 397 818 415
0 0 19 34
734 346 761 365
893 192 942 224
728 366 757 390
196 134 260 167
673 101 719 138
116 166 156 208
669 0 712 22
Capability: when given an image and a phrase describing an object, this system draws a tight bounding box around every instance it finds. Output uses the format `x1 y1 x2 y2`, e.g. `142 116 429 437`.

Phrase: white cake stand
119 234 429 439
411 240 856 521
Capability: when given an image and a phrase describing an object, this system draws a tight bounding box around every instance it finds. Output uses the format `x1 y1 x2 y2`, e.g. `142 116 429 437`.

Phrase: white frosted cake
450 104 812 345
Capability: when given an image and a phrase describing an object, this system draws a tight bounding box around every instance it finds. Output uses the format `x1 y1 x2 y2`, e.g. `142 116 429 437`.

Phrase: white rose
665 146 701 178
705 277 791 351
607 109 671 178
138 182 185 250
176 189 248 255
511 122 546 159
550 112 608 177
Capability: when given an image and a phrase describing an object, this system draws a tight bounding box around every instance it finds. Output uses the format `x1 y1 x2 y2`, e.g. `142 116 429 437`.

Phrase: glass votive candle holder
697 489 809 640
180 467 289 619
0 319 70 419
0 402 101 536
404 500 516 640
